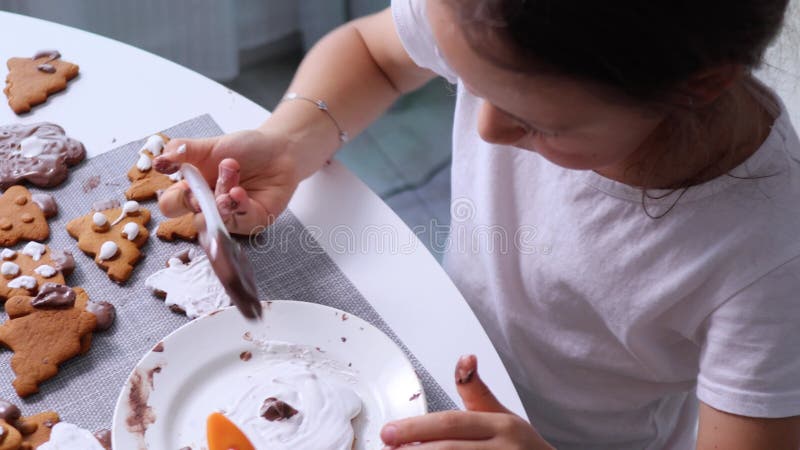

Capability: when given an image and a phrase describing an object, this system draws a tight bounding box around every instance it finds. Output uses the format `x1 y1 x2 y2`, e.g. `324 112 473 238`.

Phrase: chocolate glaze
94 429 112 449
152 342 164 353
0 123 86 189
37 63 56 74
31 283 75 309
126 370 156 435
31 193 57 218
0 400 21 422
32 50 61 61
86 301 115 331
239 351 252 361
91 199 120 212
260 397 298 421
49 249 75 275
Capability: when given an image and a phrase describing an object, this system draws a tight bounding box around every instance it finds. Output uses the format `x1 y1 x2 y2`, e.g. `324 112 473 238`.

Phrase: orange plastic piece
207 412 255 450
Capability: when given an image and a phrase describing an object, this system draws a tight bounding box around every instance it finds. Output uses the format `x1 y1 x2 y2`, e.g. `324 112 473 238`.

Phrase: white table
0 10 526 419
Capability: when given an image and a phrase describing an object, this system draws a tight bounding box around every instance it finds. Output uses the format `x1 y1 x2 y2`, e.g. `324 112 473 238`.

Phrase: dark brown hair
450 0 790 102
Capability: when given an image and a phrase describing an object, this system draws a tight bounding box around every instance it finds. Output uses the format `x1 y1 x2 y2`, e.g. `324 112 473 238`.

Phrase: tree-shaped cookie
4 50 79 115
0 285 98 397
156 213 198 242
0 186 57 247
66 200 150 283
0 243 75 302
126 133 182 201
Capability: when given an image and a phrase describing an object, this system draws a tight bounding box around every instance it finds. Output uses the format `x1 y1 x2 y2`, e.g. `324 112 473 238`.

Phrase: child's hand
153 129 300 235
381 355 554 450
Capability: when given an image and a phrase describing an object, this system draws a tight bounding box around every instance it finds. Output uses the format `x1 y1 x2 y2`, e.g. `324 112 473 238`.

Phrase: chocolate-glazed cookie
0 122 85 189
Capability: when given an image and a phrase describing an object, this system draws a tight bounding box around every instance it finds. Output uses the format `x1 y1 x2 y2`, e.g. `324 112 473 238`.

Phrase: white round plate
112 300 427 449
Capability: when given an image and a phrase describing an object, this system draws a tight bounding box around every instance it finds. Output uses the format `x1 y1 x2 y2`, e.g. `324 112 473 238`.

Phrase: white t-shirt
392 1 800 449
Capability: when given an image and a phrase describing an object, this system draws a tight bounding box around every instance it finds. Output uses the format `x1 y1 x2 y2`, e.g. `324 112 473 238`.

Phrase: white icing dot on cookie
176 143 187 154
7 275 36 290
34 264 57 278
18 135 49 158
93 212 108 227
122 222 139 241
111 200 140 226
98 241 119 261
0 248 16 260
136 153 153 172
140 134 165 156
1 261 20 278
22 242 47 261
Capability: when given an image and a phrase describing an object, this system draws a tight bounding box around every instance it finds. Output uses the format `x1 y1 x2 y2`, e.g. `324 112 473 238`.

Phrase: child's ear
674 64 745 108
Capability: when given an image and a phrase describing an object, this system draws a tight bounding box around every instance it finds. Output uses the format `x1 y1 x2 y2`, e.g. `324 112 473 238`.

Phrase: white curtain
0 0 387 81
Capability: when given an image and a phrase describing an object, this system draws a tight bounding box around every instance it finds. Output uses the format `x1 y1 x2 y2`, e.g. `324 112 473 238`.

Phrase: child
154 0 800 448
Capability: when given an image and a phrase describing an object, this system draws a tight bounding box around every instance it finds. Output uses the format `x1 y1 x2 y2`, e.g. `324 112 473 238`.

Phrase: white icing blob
140 134 165 156
1 262 20 278
136 153 153 171
37 422 106 450
92 212 108 227
144 253 231 319
22 242 47 261
168 171 183 182
122 222 139 241
176 143 187 154
18 135 49 158
7 275 37 290
224 342 362 450
0 248 16 260
98 241 119 261
34 264 57 278
111 200 140 226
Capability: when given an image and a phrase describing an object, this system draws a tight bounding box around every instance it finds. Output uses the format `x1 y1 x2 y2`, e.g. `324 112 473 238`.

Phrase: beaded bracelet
280 92 349 143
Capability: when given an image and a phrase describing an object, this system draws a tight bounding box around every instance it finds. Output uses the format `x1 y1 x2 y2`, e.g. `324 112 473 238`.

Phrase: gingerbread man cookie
156 213 198 242
0 399 61 449
4 50 79 115
0 285 114 397
66 200 150 283
145 249 231 318
0 243 75 302
0 186 57 247
0 122 86 189
126 133 183 201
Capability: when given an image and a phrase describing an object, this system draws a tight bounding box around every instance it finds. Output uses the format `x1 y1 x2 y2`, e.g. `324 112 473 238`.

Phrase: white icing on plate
225 342 362 450
144 253 231 319
37 422 105 450
112 301 426 450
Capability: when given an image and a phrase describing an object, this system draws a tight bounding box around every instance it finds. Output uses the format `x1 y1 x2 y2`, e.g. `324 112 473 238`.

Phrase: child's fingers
158 181 200 218
154 137 219 184
455 355 511 414
215 159 240 197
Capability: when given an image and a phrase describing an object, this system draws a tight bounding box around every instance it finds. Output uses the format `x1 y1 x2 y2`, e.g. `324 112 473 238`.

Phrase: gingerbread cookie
0 399 61 449
0 186 57 247
0 243 75 302
0 122 86 189
156 213 198 242
145 249 231 318
4 51 79 115
66 200 150 283
126 133 182 201
0 285 113 397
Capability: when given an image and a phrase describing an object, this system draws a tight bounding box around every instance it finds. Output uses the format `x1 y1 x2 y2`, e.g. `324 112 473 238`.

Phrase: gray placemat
1 114 456 433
